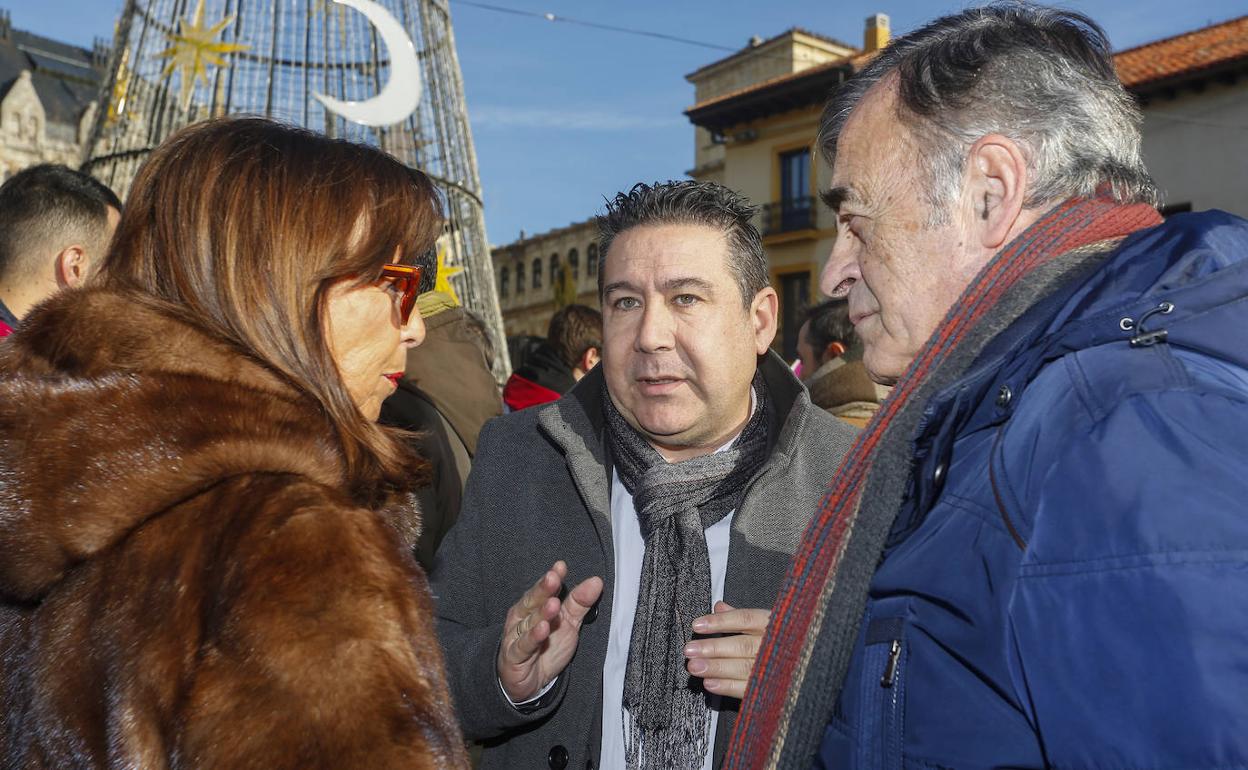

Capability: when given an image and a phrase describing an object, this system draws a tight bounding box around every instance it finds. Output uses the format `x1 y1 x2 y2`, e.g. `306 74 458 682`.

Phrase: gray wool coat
430 353 858 770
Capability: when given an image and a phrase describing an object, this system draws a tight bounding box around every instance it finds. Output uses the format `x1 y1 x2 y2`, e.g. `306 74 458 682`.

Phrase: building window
780 147 810 203
499 266 510 298
549 254 561 288
779 271 812 362
516 261 526 294
762 147 815 235
532 257 542 289
568 248 579 280
588 243 599 276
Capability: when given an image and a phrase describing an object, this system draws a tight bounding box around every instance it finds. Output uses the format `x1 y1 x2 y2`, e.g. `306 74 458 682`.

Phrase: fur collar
0 288 350 602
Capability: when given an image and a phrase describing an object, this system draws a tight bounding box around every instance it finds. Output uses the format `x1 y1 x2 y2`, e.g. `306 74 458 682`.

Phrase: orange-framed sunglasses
379 263 423 325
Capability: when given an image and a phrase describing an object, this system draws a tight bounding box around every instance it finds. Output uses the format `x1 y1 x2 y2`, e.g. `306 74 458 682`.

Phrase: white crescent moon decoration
313 0 423 127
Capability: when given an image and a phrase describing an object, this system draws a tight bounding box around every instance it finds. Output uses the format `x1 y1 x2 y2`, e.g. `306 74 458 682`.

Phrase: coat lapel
536 366 614 580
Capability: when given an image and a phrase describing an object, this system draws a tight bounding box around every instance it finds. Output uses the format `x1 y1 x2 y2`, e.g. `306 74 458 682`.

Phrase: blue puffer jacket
817 211 1248 769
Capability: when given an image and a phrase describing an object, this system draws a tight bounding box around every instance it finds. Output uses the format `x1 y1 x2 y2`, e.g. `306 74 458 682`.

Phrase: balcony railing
758 196 816 236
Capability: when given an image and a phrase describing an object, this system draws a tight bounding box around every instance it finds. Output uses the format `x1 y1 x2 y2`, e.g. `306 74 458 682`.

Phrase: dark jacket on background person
502 341 575 411
381 384 472 571
382 302 501 568
0 289 466 769
819 211 1248 767
432 353 858 770
404 304 502 455
804 358 886 429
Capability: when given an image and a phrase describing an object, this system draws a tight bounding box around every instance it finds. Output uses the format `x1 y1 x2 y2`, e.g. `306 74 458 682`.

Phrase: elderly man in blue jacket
726 4 1248 769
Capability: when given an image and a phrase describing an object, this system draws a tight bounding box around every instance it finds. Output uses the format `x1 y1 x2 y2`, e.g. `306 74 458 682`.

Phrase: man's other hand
497 560 604 703
684 601 770 700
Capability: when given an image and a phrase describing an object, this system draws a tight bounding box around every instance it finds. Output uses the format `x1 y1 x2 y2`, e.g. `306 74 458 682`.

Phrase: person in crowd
432 180 858 770
726 5 1248 768
0 117 467 768
0 164 121 336
381 291 503 570
508 333 545 375
407 295 503 456
502 303 602 410
795 298 886 428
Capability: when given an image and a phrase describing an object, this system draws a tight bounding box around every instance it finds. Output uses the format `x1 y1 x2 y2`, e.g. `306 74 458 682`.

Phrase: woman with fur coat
0 118 468 768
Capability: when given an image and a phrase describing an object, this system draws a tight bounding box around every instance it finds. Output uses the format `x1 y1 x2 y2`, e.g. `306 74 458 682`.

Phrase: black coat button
932 462 946 490
584 602 599 624
548 745 568 770
996 384 1013 409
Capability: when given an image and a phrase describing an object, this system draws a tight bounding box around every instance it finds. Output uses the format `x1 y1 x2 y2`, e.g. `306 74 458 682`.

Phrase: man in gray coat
431 181 857 770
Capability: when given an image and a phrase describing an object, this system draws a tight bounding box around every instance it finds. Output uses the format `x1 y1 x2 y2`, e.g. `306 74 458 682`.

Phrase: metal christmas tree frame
84 0 509 377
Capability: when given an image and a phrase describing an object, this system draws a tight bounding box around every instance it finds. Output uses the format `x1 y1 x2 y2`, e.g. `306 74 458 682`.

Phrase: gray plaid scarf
605 372 770 770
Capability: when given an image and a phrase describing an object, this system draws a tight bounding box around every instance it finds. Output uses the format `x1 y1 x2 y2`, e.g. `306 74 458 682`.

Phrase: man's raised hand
497 560 604 703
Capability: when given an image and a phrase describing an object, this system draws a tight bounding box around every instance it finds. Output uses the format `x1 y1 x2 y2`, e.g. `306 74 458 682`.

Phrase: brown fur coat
0 288 468 769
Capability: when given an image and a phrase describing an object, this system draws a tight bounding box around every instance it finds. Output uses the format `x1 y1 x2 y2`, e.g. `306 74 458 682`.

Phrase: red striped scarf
725 194 1163 769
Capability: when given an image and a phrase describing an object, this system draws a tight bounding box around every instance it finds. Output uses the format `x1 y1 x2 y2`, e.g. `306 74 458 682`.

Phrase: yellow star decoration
433 247 465 305
106 47 134 126
156 0 249 111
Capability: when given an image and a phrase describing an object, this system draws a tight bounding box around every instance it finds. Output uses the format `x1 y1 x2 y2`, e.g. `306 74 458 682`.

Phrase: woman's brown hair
98 117 443 505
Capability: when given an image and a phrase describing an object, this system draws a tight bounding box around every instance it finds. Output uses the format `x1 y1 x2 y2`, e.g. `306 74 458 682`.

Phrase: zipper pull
880 640 901 688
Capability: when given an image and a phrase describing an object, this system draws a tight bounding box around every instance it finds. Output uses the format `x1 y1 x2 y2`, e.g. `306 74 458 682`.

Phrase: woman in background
0 117 467 768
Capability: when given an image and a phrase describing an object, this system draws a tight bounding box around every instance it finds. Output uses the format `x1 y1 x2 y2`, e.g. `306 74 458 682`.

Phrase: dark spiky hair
596 180 768 307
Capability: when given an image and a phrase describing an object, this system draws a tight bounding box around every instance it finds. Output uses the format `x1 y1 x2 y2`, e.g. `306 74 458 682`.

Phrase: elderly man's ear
54 246 92 289
966 134 1031 252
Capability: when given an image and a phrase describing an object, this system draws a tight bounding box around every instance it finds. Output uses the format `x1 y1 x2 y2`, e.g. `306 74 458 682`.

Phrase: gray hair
819 2 1158 222
597 181 769 308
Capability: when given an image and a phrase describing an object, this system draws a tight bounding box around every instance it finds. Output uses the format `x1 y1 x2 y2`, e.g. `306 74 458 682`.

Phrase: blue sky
10 0 1246 245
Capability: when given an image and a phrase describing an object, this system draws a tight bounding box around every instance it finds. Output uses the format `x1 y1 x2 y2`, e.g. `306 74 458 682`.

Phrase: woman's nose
401 308 426 348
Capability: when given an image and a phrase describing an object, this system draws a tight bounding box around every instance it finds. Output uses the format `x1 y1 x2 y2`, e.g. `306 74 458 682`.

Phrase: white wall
1139 80 1248 218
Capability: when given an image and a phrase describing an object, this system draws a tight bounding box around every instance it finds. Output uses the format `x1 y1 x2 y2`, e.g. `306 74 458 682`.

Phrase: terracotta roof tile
1114 15 1248 88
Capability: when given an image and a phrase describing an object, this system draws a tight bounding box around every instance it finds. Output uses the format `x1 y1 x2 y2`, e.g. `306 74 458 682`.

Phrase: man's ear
54 246 91 289
750 286 779 355
824 341 847 360
966 134 1029 251
580 346 601 372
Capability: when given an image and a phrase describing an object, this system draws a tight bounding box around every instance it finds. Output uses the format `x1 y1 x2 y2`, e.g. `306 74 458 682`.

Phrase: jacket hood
901 210 1248 541
1043 210 1248 372
0 288 348 602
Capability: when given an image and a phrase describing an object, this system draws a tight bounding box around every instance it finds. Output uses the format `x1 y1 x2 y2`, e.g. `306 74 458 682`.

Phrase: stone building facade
491 219 601 339
0 9 106 180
